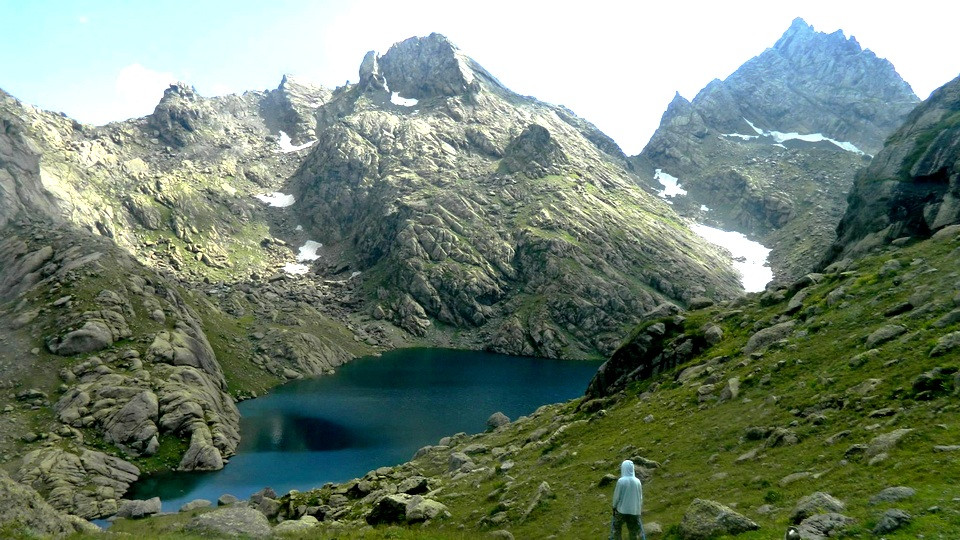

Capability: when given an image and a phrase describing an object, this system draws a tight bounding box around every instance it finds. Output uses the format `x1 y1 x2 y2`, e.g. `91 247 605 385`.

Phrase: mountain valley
0 17 959 540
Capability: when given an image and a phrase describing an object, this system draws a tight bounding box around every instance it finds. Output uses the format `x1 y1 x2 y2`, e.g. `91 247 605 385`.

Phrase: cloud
113 63 176 120
78 15 89 24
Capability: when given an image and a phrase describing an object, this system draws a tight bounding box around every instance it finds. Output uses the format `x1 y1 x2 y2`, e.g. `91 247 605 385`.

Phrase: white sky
2 0 958 154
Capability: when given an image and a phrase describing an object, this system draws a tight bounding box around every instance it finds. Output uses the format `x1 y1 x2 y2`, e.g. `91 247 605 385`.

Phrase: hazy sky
2 0 958 154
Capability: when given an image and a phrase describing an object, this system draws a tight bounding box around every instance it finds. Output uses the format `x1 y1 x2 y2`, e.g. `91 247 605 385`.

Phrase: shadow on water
238 414 370 452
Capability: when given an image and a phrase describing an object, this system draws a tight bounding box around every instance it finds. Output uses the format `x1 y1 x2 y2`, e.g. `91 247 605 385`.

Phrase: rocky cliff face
634 18 919 282
291 34 741 358
826 75 960 262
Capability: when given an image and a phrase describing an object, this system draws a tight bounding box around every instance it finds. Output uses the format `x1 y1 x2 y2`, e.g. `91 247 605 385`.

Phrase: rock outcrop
0 469 86 537
826 75 960 261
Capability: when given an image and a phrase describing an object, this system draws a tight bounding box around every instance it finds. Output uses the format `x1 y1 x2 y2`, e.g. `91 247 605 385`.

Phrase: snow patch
349 271 362 280
743 118 865 155
295 225 303 231
390 92 419 107
701 205 710 212
654 169 687 198
691 223 772 293
296 240 323 262
255 192 295 208
282 262 310 275
277 131 316 153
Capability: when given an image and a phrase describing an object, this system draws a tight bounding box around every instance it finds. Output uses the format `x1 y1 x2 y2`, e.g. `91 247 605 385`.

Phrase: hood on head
620 459 635 478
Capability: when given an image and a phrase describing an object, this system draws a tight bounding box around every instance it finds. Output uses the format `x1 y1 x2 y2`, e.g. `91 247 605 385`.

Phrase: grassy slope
79 231 960 539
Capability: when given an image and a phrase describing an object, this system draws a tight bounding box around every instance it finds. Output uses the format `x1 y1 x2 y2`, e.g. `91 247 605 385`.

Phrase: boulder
448 451 473 472
791 492 845 524
865 324 907 348
187 506 271 538
366 493 411 525
873 508 911 534
50 320 114 355
866 428 912 457
797 513 856 539
406 496 450 523
217 494 239 506
678 498 759 539
116 497 161 519
273 515 319 534
397 476 430 495
487 411 511 430
869 486 915 505
179 499 212 512
743 321 795 354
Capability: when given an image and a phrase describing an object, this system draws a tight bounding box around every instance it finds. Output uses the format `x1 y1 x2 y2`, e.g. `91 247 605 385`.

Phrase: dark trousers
609 509 646 540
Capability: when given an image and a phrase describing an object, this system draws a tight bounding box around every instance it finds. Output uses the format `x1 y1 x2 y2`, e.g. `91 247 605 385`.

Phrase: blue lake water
128 348 601 512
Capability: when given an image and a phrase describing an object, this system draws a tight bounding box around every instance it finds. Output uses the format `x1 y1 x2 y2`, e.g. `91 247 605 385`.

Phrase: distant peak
774 17 861 55
789 17 812 30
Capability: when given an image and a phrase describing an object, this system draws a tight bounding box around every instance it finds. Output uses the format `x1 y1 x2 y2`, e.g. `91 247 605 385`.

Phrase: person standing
610 459 646 540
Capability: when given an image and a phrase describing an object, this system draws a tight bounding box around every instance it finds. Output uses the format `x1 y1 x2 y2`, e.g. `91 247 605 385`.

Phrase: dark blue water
129 348 601 511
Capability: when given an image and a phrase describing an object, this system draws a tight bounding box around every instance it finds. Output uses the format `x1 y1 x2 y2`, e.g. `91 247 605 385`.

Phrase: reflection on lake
129 348 602 511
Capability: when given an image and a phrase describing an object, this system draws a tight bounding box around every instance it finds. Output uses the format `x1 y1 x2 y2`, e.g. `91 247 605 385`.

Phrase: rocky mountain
288 34 742 358
633 18 919 282
0 32 745 525
825 74 960 262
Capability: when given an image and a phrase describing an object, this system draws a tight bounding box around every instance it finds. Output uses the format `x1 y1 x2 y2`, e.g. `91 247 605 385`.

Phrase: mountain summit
634 18 919 282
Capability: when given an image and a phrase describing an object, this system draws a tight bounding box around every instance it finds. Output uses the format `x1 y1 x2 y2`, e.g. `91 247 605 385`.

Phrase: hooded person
610 459 646 540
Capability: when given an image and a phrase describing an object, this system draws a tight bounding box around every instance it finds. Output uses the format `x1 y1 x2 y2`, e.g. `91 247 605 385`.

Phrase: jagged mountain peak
773 17 865 62
159 81 200 102
373 33 506 100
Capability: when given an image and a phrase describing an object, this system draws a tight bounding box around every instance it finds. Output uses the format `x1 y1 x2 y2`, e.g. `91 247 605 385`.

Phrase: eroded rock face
678 498 760 539
0 469 80 537
826 75 960 262
18 447 140 519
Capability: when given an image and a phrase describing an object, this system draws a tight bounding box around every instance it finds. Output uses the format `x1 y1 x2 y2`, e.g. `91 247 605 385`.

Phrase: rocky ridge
633 18 919 282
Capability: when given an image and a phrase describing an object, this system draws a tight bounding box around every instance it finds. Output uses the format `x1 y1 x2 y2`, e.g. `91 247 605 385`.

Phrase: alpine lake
128 348 603 512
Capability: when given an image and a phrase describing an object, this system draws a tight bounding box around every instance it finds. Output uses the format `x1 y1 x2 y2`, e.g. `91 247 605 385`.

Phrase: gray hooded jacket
612 459 643 515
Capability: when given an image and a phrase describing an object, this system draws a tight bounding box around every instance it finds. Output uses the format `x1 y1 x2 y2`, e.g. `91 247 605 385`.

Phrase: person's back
610 460 645 540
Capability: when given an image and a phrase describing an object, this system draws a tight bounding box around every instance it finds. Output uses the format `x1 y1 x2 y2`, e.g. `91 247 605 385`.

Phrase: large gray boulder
116 497 161 519
791 492 845 524
187 506 271 538
679 498 759 539
798 513 856 539
366 493 449 525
